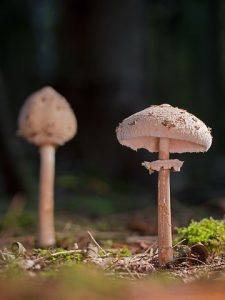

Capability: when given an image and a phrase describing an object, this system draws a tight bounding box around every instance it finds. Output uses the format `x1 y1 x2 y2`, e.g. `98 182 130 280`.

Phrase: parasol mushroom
116 104 212 265
18 86 77 247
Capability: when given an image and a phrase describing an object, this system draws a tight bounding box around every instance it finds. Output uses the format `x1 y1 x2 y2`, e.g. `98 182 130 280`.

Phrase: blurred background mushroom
0 0 224 232
18 86 77 247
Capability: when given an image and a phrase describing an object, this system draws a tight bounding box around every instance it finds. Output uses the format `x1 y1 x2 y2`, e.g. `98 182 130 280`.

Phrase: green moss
174 217 225 253
117 247 132 257
100 247 132 258
33 248 49 256
33 248 84 267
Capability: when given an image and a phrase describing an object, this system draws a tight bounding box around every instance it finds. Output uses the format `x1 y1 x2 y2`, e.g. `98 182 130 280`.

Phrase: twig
143 241 158 255
51 250 83 257
105 271 147 278
173 239 186 248
87 231 107 255
104 258 120 270
124 265 136 279
173 256 207 265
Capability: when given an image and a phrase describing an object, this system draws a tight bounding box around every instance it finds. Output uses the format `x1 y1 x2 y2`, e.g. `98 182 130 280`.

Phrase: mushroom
18 86 77 247
116 104 212 265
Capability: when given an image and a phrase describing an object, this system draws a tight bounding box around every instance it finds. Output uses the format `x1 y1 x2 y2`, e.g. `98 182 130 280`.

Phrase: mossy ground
0 213 225 299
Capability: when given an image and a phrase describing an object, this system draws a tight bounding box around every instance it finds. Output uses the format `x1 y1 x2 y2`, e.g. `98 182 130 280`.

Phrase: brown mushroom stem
158 137 173 265
38 145 56 247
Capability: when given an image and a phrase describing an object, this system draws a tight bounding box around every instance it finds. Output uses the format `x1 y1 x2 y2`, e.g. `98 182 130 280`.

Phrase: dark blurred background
0 0 224 225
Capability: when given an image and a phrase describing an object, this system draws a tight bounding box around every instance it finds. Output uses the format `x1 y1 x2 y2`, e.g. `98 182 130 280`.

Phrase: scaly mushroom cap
116 104 212 153
18 86 77 146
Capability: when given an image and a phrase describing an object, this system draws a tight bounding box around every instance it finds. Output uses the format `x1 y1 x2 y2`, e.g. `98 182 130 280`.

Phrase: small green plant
174 217 225 253
33 248 84 266
107 247 132 257
118 247 132 257
99 246 132 258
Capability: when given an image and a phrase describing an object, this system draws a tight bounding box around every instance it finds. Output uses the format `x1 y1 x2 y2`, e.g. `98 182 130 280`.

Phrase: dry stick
106 272 147 278
143 241 158 255
51 250 83 257
124 266 138 280
158 137 173 265
173 256 207 265
87 231 107 255
38 145 56 247
172 239 187 248
105 258 120 271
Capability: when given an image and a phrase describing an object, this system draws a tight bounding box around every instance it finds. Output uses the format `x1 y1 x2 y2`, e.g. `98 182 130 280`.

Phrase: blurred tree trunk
58 0 145 179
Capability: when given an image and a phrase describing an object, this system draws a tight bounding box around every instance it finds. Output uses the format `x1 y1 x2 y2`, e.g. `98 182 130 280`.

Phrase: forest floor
0 210 225 299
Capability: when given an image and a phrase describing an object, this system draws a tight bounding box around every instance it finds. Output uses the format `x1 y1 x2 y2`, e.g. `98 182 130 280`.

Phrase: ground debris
0 237 225 283
84 241 157 279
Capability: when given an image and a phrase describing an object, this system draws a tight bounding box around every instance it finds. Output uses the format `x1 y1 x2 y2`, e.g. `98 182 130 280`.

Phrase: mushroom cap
116 104 212 153
18 86 77 146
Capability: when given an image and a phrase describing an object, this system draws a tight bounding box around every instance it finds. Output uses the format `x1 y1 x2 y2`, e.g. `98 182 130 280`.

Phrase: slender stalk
38 145 56 247
158 137 173 265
